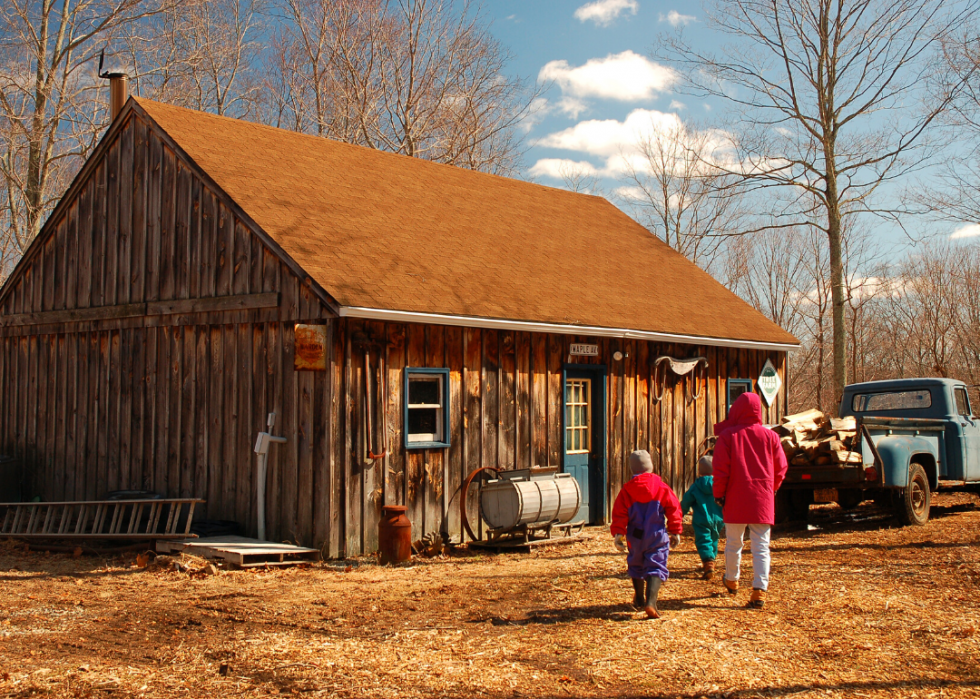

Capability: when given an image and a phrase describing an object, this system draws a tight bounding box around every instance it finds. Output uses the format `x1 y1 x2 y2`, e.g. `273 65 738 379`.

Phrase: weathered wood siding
335 318 787 556
0 111 334 547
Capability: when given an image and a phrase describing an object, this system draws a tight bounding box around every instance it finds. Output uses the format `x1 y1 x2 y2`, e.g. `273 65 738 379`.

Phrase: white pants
724 523 771 591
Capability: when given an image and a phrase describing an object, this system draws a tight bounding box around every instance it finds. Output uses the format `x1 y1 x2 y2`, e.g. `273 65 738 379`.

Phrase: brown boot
644 577 663 619
702 559 715 581
722 575 738 595
748 588 767 609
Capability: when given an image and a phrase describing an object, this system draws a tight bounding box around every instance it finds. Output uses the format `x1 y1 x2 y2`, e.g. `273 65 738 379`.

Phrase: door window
955 387 972 417
565 378 592 454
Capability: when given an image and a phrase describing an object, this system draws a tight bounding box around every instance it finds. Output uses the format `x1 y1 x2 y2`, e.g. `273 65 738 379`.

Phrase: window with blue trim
404 368 450 449
727 379 754 412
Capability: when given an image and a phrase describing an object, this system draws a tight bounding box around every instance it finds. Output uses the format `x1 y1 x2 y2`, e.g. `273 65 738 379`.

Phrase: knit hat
698 455 713 477
629 450 654 475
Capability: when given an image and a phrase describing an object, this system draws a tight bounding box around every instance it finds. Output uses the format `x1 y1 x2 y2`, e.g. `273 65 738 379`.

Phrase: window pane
852 390 932 412
408 407 438 436
408 376 441 405
955 388 971 416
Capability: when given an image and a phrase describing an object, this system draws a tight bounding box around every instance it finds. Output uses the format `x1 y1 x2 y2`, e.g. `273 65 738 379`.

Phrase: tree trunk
827 211 847 402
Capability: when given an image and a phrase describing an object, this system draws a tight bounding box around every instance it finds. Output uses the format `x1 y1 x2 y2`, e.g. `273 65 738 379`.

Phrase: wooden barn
0 96 798 556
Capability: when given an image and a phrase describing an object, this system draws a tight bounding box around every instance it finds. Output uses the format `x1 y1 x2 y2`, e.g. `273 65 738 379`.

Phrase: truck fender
874 436 939 489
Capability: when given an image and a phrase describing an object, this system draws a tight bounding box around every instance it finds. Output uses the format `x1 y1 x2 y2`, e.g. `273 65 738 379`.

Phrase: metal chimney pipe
109 74 129 121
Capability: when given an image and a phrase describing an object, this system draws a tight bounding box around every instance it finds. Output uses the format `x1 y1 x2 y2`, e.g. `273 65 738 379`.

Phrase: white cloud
538 51 677 106
535 109 741 179
669 99 686 111
574 0 638 26
951 223 980 239
529 159 599 179
659 9 695 26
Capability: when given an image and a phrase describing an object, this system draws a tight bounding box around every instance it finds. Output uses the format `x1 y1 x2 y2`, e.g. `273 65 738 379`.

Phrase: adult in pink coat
712 391 788 608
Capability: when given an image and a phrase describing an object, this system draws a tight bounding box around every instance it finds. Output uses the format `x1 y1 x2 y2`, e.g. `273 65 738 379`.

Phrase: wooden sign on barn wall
294 324 328 371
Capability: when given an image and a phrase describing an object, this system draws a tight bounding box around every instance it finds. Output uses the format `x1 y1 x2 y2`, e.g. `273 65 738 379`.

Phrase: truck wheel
894 463 931 526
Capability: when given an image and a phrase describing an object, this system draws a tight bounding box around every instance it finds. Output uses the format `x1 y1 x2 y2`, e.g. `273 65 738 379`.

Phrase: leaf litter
0 492 978 698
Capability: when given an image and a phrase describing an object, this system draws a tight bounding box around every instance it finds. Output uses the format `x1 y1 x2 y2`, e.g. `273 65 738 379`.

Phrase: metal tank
480 469 581 534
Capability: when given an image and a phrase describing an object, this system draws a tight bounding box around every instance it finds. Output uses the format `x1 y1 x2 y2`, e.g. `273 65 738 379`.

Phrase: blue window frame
727 379 754 413
404 368 451 449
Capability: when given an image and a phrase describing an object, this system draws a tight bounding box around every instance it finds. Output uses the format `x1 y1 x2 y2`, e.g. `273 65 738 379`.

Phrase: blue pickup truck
780 378 980 525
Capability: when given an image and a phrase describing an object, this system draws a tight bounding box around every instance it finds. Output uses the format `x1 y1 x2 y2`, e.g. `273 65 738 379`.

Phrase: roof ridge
133 96 609 203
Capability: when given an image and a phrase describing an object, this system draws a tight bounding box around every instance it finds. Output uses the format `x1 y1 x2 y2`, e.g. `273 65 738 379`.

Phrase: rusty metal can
378 505 411 565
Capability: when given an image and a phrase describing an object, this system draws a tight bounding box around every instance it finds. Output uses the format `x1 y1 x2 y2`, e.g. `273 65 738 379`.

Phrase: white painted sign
758 359 781 406
570 343 599 357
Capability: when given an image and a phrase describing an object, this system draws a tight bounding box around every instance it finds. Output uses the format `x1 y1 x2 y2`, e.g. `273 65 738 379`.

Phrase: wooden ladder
0 499 204 539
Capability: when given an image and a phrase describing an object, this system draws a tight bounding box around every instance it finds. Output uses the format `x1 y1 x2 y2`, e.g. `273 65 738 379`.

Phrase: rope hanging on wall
651 356 709 403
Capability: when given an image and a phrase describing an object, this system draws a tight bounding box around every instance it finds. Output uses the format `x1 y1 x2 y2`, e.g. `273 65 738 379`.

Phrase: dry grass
2 492 979 698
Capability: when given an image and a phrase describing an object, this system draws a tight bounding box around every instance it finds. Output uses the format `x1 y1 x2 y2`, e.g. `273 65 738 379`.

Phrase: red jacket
610 472 683 538
712 392 788 525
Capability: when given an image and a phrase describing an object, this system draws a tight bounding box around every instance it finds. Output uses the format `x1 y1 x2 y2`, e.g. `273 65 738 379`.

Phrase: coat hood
714 391 763 435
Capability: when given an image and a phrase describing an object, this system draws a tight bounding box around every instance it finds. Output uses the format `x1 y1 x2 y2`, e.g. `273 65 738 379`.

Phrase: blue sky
482 0 968 252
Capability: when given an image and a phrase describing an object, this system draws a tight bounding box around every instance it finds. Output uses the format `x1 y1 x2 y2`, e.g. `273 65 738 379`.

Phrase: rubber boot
722 575 738 595
748 588 767 609
644 576 663 619
702 559 715 581
631 578 644 607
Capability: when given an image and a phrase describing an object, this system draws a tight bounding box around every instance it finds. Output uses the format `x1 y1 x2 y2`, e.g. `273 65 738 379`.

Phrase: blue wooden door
564 370 603 523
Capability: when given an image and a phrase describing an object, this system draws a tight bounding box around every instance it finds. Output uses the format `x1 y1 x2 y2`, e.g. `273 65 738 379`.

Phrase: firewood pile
774 409 862 467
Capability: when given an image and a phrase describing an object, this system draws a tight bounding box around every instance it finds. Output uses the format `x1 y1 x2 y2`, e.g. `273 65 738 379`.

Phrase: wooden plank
131 326 146 491
531 333 547 468
312 322 329 548
159 147 176 301
361 320 385 550
37 335 52 498
80 332 96 500
266 322 283 542
546 334 562 469
201 189 217 299
238 323 255 539
177 325 197 498
215 204 232 297
42 233 54 313
174 162 191 300
637 340 649 455
328 320 344 557
167 327 182 498
63 334 78 501
423 324 445 537
462 328 482 541
384 323 406 508
404 323 425 541
104 138 119 307
188 175 202 300
117 117 133 305
445 325 463 542
498 331 516 471
221 324 238 525
482 329 499 477
296 352 315 547
130 116 147 304
233 220 250 297
118 327 133 491
624 340 636 455
207 327 224 520
145 126 162 302
105 331 121 494
96 333 110 499
342 321 358 555
61 208 75 311
515 332 531 470
608 341 624 505
76 172 93 309
53 335 67 499
194 328 208 505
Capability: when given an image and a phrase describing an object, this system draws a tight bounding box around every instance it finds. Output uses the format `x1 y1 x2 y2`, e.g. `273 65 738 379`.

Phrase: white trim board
338 306 799 352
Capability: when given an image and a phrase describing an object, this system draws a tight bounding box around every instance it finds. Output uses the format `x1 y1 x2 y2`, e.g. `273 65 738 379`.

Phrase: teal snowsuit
680 475 725 562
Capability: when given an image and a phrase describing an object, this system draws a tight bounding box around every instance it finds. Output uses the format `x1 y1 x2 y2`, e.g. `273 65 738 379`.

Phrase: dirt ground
2 493 979 699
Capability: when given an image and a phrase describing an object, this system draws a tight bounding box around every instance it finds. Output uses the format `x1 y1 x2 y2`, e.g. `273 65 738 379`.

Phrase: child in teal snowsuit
681 455 725 580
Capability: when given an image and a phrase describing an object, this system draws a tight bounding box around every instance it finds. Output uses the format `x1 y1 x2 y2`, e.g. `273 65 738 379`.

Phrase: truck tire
894 463 931 526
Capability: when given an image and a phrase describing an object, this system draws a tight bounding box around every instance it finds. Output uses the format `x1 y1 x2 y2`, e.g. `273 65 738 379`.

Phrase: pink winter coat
712 392 788 525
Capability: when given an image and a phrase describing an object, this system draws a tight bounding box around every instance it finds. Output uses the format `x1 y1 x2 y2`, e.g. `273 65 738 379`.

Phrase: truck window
954 387 972 416
852 389 932 412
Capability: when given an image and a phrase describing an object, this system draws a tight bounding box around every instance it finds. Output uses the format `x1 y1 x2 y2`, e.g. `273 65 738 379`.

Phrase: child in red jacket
611 450 683 618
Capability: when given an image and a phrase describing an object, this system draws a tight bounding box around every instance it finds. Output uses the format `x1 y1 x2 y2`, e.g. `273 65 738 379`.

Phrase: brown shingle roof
135 98 798 347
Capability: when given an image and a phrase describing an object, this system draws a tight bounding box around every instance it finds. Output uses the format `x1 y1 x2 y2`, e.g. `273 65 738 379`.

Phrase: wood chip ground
1 492 979 698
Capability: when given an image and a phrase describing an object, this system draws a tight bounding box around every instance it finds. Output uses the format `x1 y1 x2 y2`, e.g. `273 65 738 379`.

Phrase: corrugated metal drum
480 470 581 532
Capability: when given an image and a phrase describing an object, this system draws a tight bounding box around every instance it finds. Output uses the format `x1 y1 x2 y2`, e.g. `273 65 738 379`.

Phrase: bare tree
663 0 975 401
620 118 749 269
0 0 170 269
268 0 538 174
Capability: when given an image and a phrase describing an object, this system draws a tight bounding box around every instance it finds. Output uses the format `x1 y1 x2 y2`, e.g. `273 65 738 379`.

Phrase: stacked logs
774 409 862 467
